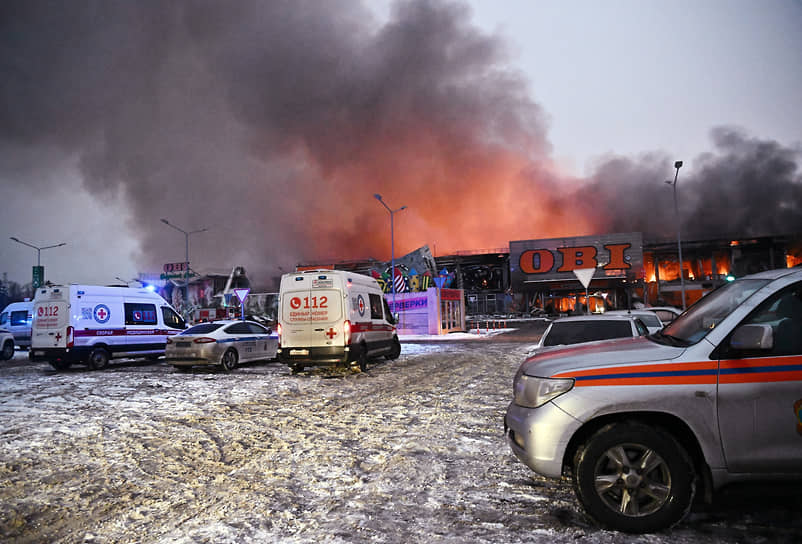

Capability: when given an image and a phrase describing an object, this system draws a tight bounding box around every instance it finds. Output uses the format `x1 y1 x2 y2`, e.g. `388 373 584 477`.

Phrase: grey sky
1 0 800 289
465 0 802 173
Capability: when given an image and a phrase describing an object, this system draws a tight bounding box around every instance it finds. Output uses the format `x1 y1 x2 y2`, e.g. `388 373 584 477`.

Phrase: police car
505 267 802 533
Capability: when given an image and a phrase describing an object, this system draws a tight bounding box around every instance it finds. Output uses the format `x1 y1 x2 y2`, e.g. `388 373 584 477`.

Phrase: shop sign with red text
510 232 644 288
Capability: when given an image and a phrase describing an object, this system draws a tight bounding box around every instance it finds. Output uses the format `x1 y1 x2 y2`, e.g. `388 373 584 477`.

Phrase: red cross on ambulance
326 328 337 339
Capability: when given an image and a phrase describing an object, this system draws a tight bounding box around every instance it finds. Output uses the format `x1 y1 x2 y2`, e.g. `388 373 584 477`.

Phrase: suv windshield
659 279 770 345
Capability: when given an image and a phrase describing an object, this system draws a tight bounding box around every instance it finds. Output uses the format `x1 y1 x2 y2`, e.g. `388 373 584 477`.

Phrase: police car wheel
221 349 238 371
88 348 110 371
573 421 695 533
0 341 13 361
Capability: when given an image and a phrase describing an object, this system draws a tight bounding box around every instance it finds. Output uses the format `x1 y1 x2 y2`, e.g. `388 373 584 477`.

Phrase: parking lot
1 331 801 543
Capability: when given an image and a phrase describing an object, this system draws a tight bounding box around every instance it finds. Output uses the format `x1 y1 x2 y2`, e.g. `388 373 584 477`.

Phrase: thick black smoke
578 127 802 241
1 0 800 287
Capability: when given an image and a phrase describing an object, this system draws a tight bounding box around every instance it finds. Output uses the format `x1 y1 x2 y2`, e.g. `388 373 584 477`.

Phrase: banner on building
510 232 644 290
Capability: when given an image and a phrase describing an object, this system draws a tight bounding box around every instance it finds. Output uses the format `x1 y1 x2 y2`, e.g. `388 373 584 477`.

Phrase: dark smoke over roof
1 1 800 285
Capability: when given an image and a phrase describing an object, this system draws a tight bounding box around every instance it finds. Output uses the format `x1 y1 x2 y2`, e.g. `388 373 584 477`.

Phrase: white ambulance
277 270 401 373
30 284 186 370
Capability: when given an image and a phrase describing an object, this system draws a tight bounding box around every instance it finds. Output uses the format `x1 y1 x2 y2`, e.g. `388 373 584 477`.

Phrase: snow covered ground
1 336 801 543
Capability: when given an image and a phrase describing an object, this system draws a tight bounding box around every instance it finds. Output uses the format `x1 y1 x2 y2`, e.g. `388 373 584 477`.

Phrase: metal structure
665 160 686 309
160 218 207 316
9 236 66 287
373 194 407 308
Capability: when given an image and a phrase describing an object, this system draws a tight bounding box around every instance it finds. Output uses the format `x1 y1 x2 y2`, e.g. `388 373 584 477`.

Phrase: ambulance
30 284 186 370
277 270 401 373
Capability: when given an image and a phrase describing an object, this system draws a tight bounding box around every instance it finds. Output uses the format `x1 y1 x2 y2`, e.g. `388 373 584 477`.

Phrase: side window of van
125 303 158 325
11 311 30 326
0 311 7 326
382 298 395 324
162 307 186 329
369 294 383 320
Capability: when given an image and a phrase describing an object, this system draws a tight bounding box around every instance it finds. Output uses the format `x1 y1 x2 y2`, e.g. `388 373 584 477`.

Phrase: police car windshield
659 279 770 345
182 323 225 335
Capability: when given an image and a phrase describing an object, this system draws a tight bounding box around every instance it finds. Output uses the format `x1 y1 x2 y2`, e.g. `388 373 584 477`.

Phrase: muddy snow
1 332 801 543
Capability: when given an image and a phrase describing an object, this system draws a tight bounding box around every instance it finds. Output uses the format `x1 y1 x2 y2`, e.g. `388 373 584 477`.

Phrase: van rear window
125 303 157 325
544 320 633 346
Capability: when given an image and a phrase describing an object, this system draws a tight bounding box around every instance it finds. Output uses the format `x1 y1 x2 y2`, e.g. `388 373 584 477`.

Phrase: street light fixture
664 160 686 310
9 236 66 288
160 218 207 317
373 194 407 310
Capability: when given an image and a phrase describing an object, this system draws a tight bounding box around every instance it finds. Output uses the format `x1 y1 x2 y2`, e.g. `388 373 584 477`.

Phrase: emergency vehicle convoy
505 267 802 533
30 284 186 370
277 270 401 373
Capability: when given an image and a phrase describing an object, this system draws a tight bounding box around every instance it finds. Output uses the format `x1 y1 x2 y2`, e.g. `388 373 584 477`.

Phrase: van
30 284 186 370
0 301 33 349
277 270 401 373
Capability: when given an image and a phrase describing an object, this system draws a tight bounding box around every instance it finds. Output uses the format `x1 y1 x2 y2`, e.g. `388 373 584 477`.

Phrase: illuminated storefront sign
510 232 644 289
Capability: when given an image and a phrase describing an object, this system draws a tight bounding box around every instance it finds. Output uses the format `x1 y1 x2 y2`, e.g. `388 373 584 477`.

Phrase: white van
0 300 33 349
30 284 186 370
277 270 401 373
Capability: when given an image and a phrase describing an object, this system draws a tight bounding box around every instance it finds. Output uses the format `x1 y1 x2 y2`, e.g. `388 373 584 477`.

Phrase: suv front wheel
572 421 696 533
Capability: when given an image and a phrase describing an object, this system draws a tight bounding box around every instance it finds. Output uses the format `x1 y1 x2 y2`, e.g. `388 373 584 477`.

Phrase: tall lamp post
373 194 407 309
9 237 66 288
160 219 207 317
665 160 686 310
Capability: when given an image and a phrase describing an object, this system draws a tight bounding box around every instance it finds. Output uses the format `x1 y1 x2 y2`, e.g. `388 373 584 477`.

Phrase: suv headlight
513 374 574 408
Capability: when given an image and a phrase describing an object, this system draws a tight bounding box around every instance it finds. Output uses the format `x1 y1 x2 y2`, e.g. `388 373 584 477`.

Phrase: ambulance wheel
50 360 72 371
385 338 401 360
357 346 368 372
1 340 14 360
88 348 110 370
221 349 238 371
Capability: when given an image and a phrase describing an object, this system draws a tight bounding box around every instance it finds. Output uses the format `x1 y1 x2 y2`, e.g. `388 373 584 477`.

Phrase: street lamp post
9 237 66 288
373 194 407 310
665 160 686 310
160 219 207 317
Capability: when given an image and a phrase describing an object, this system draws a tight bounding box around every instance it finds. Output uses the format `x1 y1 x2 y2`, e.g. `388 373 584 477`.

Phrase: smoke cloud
1 1 800 286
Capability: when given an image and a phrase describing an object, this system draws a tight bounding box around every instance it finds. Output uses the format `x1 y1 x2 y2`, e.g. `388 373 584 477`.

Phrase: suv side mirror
730 323 774 350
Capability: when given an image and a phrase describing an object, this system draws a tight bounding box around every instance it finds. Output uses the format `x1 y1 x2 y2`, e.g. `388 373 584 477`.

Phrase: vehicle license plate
290 349 309 356
34 350 45 356
177 342 191 348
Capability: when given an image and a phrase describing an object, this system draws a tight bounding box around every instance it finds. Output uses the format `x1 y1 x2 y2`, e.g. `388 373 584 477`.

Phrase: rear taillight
66 326 74 348
343 320 352 345
277 323 282 347
193 337 216 344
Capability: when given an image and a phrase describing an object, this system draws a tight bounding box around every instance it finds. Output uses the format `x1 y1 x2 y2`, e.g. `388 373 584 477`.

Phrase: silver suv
505 267 802 533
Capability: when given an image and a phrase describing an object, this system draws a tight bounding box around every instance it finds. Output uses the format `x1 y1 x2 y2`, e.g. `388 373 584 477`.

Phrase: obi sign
510 232 644 288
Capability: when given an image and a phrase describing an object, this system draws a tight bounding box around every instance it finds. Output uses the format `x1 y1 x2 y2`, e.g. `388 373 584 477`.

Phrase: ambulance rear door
31 287 70 349
281 274 344 349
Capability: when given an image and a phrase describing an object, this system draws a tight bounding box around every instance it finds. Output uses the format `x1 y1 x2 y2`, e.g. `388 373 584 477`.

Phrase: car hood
520 336 686 377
